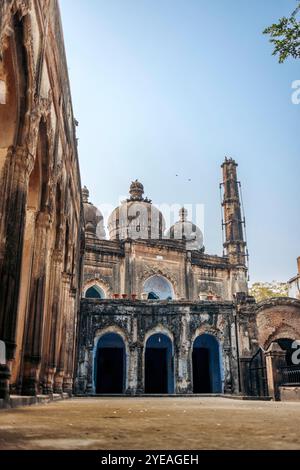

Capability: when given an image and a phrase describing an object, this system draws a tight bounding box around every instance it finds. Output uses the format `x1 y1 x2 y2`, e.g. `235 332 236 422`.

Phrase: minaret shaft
221 157 247 266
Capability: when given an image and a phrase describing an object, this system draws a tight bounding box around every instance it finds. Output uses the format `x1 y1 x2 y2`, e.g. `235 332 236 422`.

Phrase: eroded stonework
0 0 83 398
0 1 299 403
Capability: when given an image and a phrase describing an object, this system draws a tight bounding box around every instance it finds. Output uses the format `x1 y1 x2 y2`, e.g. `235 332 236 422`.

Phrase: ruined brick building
0 0 299 403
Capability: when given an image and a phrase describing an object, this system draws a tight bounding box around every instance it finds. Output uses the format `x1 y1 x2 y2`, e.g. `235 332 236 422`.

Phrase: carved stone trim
83 276 113 298
140 263 179 298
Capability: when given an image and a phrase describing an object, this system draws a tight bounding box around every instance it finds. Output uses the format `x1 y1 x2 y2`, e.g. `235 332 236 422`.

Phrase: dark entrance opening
95 333 125 393
276 338 294 366
192 334 222 394
192 347 211 393
145 333 174 393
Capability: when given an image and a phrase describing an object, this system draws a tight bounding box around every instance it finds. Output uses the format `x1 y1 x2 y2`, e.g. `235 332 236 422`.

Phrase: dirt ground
0 397 300 450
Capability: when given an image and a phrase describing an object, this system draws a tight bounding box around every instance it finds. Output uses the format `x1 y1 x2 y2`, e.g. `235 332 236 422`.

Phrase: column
53 273 71 394
265 342 286 401
63 289 77 395
21 210 51 395
0 146 34 362
43 249 63 394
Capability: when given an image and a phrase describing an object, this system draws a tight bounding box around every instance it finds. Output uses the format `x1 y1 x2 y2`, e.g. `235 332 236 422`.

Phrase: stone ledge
0 393 71 411
280 386 300 402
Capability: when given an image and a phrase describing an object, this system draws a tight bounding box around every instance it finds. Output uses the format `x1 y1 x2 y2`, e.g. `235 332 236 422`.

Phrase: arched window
144 275 174 300
85 285 105 299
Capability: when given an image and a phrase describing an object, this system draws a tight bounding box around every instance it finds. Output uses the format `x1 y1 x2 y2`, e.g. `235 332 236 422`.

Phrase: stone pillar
0 340 10 400
265 342 286 401
127 343 137 395
22 210 51 395
43 250 63 394
0 147 34 362
63 290 77 395
124 241 132 295
177 345 191 394
85 347 94 394
53 273 71 394
223 345 233 394
0 364 11 400
136 343 144 394
185 251 192 300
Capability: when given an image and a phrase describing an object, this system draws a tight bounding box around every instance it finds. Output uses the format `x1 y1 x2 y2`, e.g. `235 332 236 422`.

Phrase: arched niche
0 15 28 153
144 275 174 300
85 285 105 299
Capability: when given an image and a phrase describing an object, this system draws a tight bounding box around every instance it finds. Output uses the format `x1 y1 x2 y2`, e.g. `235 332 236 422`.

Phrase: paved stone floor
0 397 300 450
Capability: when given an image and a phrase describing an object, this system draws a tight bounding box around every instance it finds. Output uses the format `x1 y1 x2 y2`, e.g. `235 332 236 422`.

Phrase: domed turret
166 207 204 251
108 180 165 240
82 186 106 239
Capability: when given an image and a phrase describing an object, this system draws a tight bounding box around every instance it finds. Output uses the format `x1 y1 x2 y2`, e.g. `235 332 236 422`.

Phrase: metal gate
249 348 269 397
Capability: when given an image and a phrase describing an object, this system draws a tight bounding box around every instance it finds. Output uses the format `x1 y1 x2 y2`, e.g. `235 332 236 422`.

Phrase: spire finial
82 185 89 203
129 179 144 201
179 207 188 222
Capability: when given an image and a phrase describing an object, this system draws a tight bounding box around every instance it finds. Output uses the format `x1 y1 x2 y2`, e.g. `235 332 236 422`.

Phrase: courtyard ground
0 396 299 450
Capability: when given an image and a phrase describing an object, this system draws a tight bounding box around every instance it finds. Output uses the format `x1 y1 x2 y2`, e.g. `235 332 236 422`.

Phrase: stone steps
0 393 70 410
77 393 273 400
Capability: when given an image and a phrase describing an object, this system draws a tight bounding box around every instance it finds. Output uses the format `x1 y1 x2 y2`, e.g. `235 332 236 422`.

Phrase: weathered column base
53 370 64 394
43 366 56 395
21 360 41 396
0 364 11 400
62 374 73 395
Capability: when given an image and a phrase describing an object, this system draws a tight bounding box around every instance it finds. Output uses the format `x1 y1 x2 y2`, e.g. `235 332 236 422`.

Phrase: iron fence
279 365 300 385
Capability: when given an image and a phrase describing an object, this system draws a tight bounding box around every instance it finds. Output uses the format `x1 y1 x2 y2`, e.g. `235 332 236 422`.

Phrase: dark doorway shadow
95 333 125 393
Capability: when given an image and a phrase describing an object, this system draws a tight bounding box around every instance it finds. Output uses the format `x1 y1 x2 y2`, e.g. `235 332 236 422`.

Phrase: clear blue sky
60 0 300 283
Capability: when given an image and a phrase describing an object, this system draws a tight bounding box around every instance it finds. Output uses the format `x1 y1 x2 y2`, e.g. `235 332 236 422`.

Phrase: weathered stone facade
0 0 83 399
76 161 246 395
0 1 299 403
77 160 300 397
76 299 239 395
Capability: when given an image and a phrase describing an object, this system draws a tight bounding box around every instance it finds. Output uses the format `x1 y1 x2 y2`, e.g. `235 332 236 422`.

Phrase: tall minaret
221 157 247 267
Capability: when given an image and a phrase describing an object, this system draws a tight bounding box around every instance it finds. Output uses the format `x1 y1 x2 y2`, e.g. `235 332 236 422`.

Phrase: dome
108 180 165 240
166 207 204 251
82 186 106 239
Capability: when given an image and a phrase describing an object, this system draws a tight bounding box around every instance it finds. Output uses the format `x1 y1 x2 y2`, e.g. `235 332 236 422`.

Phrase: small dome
166 207 204 251
108 180 165 240
82 186 106 239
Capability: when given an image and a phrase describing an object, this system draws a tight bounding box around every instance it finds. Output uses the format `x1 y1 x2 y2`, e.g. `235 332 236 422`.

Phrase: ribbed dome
108 180 165 241
166 207 204 251
82 186 106 239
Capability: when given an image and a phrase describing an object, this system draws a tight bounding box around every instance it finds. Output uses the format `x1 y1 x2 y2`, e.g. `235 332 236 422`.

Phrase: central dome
108 180 165 240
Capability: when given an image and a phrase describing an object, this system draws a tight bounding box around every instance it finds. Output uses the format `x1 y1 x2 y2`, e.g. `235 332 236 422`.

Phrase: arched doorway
95 333 125 394
192 334 222 393
144 275 174 300
144 333 174 393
